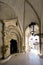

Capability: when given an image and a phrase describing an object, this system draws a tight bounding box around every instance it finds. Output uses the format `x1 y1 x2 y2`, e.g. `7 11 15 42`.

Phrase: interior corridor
0 0 43 65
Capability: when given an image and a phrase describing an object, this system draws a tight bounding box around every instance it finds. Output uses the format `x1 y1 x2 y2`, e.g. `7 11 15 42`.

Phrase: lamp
29 22 36 35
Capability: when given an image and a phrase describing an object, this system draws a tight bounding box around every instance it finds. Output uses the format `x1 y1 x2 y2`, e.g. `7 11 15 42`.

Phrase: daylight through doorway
25 23 39 54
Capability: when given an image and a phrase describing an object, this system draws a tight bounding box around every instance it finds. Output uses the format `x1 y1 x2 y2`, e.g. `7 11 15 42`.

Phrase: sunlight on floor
30 49 39 55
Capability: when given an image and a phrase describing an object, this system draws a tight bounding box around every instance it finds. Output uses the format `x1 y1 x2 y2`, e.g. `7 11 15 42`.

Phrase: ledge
0 55 12 63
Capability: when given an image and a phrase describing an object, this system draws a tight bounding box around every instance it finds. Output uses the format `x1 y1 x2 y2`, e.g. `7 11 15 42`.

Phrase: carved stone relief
3 19 20 57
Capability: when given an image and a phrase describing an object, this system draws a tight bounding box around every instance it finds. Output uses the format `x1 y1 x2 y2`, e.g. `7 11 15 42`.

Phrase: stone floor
0 52 43 65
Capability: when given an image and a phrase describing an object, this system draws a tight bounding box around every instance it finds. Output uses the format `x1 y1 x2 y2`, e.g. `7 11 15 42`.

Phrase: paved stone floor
0 52 43 65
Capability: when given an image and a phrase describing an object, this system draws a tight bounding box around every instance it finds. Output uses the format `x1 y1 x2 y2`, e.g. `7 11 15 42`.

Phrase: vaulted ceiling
0 1 16 20
0 0 43 33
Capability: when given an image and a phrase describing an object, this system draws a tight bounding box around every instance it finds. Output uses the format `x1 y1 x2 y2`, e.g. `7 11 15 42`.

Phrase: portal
10 39 18 54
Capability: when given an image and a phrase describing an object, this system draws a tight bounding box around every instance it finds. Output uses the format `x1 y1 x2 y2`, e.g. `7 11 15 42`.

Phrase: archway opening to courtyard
25 22 39 55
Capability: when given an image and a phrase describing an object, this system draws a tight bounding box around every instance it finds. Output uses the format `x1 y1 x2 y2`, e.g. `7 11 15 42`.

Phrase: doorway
10 39 18 54
25 22 39 54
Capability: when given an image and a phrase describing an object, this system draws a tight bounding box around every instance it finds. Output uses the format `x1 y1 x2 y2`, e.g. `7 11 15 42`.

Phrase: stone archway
0 19 22 59
3 19 21 57
0 1 23 59
24 0 41 54
25 22 39 54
